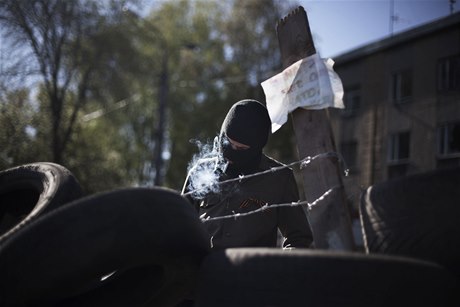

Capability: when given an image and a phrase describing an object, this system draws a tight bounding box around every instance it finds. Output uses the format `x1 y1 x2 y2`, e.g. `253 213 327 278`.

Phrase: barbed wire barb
182 151 346 198
201 186 339 223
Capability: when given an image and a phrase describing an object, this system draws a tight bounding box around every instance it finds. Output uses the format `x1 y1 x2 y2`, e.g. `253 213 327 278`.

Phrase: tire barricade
194 248 457 307
0 162 83 243
0 163 458 306
0 165 210 306
360 167 460 280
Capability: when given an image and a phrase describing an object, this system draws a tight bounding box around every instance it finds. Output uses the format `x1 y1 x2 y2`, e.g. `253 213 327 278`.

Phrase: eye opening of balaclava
219 99 271 176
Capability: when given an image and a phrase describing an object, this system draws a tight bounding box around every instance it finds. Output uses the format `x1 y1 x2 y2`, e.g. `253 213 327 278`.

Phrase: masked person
182 99 313 249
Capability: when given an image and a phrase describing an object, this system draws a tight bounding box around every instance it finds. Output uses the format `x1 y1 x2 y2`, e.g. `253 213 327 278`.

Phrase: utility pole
154 50 168 186
123 10 170 187
389 0 396 36
276 7 355 250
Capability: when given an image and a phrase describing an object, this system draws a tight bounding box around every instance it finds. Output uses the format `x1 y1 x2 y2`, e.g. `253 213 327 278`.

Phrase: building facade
329 12 460 213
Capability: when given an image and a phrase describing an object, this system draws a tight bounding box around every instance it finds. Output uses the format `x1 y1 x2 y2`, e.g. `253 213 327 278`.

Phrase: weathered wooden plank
276 6 355 250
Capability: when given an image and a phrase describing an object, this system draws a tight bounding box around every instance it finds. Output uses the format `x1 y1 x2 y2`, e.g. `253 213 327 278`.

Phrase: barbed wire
181 151 350 223
181 151 348 198
81 94 141 122
200 186 338 223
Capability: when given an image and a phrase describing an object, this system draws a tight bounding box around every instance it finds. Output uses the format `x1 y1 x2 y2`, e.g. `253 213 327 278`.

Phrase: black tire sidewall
0 187 210 306
195 248 458 307
0 162 83 242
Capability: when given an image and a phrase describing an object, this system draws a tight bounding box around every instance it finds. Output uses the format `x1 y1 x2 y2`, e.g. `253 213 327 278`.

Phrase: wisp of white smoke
185 136 228 199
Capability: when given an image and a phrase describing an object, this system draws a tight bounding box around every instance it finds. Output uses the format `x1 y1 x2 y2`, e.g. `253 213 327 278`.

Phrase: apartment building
329 12 460 213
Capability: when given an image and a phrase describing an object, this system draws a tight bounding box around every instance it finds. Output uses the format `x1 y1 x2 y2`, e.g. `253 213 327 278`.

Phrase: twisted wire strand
200 186 339 223
182 151 347 198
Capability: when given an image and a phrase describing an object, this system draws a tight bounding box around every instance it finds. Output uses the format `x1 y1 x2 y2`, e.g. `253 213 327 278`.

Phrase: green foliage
66 117 135 194
0 89 40 170
162 0 299 189
0 0 300 194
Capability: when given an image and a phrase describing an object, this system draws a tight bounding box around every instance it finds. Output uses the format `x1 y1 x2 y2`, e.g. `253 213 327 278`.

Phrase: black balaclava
219 99 271 177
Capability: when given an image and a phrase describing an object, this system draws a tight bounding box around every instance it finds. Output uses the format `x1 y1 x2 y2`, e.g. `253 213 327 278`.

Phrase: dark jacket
182 154 313 250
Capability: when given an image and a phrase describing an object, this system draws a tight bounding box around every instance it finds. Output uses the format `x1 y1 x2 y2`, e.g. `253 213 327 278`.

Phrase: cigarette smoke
185 136 229 199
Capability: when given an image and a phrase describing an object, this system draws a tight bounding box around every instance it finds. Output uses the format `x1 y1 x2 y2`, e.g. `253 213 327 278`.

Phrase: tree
144 0 232 189
1 0 85 163
160 0 300 189
0 0 301 194
0 88 40 170
0 0 139 164
0 0 151 193
224 0 300 162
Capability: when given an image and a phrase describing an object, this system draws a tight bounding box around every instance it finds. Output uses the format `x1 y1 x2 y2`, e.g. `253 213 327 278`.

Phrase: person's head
219 99 271 175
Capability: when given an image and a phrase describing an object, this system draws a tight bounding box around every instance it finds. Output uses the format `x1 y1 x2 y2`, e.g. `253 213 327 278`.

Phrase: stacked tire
0 163 210 306
0 162 83 243
193 248 457 307
2 163 458 306
192 167 460 306
360 167 460 280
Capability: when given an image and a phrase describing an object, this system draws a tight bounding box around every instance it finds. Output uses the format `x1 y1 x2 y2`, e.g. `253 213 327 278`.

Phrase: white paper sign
261 53 344 132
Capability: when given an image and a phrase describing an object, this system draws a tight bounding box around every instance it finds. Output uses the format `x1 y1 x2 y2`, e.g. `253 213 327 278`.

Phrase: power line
81 94 141 122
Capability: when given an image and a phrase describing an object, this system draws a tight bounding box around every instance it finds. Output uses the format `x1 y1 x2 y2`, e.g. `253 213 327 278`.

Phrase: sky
297 0 457 58
139 0 458 59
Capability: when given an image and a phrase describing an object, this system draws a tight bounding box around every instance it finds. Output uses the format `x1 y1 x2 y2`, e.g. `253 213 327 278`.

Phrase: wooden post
276 7 355 250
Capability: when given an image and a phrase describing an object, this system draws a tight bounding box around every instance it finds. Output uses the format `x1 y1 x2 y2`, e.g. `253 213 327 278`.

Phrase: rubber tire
0 187 210 306
194 248 458 307
58 264 192 307
359 167 460 279
0 162 83 243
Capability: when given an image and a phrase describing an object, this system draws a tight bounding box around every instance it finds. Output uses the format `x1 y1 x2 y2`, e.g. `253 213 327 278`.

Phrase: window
387 132 410 179
437 122 460 156
341 86 361 117
340 141 358 172
391 70 412 103
388 131 410 162
437 55 460 92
